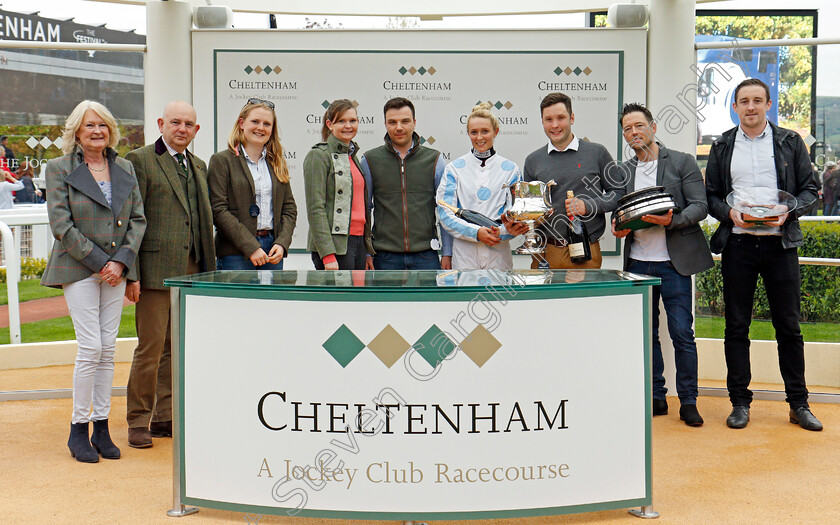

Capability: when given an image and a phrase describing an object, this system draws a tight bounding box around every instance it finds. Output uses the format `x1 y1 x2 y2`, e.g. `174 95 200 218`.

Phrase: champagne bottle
566 191 592 263
437 200 501 229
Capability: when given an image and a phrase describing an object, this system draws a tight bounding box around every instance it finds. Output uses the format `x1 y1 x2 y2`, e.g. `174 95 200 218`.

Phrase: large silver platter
614 187 678 231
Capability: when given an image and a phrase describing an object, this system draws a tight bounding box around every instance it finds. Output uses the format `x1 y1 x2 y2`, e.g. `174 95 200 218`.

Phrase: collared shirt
731 123 780 236
393 139 414 160
162 137 186 167
547 135 580 154
242 146 274 231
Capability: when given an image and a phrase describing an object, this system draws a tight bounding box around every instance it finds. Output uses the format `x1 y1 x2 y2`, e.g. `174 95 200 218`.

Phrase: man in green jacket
124 101 216 448
360 98 452 270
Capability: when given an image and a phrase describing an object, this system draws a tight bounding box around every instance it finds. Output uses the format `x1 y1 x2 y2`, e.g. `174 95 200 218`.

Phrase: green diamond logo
494 101 503 110
263 65 271 74
554 67 562 76
418 136 426 145
414 325 456 369
399 66 408 75
323 324 365 368
418 66 427 75
244 65 253 74
322 100 330 109
573 67 583 75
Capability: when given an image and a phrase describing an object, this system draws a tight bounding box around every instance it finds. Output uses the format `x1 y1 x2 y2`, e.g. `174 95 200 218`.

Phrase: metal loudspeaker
607 3 649 28
193 5 233 29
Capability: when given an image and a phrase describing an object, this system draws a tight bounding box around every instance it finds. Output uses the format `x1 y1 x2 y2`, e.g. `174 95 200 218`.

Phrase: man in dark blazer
706 79 821 431
124 101 215 448
613 103 713 427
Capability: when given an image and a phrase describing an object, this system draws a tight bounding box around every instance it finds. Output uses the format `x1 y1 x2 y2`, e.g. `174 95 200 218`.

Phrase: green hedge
0 257 47 283
697 222 840 322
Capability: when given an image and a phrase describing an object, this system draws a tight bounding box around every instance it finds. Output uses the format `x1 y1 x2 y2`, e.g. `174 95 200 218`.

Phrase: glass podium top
165 269 659 292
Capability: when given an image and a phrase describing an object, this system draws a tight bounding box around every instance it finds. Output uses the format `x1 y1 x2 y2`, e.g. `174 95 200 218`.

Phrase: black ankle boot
90 419 121 459
68 422 99 463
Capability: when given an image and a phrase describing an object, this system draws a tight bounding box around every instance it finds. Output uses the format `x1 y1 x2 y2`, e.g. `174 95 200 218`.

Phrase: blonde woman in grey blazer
41 100 146 463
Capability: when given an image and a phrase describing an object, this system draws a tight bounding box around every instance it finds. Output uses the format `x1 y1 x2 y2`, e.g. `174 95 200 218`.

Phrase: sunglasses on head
247 98 275 109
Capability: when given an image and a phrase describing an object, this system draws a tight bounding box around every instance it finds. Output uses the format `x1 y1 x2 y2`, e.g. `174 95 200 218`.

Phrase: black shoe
68 422 99 463
679 404 704 427
652 398 668 416
726 405 750 429
789 407 823 431
150 420 173 438
90 419 121 459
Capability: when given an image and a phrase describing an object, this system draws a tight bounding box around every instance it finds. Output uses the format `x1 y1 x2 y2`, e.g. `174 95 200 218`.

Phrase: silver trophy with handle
503 180 556 255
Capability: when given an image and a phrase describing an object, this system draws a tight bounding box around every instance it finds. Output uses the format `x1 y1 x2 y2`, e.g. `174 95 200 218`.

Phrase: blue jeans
216 233 283 271
627 259 698 404
373 249 442 270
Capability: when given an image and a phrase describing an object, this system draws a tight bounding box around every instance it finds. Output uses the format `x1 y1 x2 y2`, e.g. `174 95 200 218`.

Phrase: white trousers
63 274 126 424
452 238 513 270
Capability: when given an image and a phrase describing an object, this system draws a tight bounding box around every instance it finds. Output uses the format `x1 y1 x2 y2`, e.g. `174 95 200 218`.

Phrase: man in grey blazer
124 101 216 448
613 103 713 427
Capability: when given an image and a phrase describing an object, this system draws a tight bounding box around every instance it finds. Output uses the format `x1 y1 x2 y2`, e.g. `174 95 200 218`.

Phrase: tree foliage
695 15 814 128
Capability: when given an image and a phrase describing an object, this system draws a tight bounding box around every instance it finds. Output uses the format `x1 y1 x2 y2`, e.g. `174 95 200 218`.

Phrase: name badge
249 204 260 217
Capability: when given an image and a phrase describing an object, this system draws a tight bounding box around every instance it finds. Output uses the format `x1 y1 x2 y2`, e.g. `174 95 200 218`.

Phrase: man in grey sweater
523 92 622 269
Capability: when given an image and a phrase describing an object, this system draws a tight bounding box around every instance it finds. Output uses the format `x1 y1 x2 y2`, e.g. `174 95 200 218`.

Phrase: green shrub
0 257 48 283
697 222 840 322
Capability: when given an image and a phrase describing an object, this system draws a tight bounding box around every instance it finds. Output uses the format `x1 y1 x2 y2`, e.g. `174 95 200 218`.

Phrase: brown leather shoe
128 427 153 448
150 420 173 438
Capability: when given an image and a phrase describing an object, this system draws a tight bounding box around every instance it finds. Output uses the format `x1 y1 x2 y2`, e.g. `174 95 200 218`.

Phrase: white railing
703 215 840 266
0 206 50 344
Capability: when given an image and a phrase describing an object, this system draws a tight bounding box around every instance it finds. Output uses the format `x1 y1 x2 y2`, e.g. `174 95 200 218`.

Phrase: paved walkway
0 295 132 328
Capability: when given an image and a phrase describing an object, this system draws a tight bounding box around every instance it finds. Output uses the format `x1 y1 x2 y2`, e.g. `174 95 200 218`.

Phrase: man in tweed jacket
124 101 215 448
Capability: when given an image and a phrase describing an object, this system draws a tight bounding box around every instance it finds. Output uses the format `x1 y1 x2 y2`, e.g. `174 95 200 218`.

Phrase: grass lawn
696 315 840 343
0 306 136 344
0 279 63 305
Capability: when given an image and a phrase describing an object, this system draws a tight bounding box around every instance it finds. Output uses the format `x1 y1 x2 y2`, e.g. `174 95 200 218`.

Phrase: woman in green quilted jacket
303 99 374 270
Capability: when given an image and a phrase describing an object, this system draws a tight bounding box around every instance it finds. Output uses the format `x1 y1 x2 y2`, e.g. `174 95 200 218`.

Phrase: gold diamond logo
273 66 282 74
427 66 436 75
583 66 592 75
504 101 513 110
254 66 263 74
351 100 359 108
564 67 573 75
459 325 501 368
426 137 436 145
367 324 411 368
409 66 418 75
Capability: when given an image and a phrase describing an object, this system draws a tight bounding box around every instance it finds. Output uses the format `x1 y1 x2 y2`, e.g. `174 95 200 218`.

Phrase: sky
3 0 840 94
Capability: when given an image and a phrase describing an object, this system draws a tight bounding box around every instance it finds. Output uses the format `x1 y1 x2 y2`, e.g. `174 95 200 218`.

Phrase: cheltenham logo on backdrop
553 66 593 76
244 65 283 74
398 66 437 75
322 324 501 369
476 100 514 110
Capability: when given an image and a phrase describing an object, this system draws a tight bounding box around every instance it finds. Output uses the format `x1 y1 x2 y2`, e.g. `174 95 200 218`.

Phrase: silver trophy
504 180 556 255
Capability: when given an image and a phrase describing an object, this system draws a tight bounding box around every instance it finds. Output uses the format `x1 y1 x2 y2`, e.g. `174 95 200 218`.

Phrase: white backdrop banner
192 29 647 252
178 284 652 519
